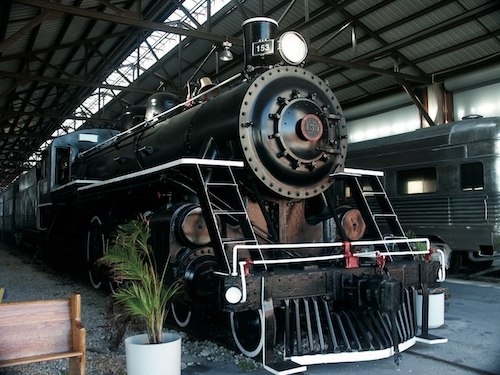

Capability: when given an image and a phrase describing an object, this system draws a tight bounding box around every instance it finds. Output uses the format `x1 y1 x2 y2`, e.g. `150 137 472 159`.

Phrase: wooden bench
0 293 86 375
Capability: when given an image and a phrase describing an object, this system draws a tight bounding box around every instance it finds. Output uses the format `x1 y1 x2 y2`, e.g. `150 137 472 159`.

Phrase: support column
424 83 445 127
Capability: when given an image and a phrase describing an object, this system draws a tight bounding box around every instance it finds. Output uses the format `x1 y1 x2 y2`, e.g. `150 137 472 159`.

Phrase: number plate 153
252 40 274 56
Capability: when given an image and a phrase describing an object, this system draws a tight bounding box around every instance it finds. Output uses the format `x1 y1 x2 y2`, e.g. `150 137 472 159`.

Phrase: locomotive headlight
225 286 242 304
278 31 308 65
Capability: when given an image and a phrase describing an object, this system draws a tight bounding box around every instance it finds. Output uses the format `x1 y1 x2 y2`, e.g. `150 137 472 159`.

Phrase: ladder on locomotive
194 163 262 271
350 173 410 252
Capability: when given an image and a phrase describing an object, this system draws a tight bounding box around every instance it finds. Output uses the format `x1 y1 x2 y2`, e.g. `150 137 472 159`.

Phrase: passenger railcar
0 18 445 373
0 181 18 243
347 116 500 272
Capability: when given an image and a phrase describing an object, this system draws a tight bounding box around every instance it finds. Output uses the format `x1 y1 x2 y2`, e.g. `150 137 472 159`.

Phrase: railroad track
467 266 500 284
406 349 498 375
448 262 500 284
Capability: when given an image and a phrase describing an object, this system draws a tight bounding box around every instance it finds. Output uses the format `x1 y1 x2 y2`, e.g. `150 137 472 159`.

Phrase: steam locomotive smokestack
242 17 280 72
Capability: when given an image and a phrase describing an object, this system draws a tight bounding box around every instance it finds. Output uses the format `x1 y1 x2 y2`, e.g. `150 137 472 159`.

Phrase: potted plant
100 216 182 375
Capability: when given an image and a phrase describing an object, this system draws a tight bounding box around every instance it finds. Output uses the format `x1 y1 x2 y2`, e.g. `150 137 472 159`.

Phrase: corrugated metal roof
0 0 499 188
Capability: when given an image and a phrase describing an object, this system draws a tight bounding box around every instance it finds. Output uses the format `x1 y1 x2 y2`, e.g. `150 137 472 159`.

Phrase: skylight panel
30 0 231 167
74 0 230 121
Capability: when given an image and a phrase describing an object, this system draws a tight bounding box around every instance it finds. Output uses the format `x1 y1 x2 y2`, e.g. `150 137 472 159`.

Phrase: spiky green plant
100 217 180 344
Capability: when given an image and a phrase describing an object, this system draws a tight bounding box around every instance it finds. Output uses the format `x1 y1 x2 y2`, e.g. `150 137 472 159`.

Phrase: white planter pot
416 292 445 329
125 332 181 375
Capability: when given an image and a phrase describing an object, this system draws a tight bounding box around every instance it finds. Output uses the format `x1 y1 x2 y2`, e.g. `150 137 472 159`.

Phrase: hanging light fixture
219 41 233 61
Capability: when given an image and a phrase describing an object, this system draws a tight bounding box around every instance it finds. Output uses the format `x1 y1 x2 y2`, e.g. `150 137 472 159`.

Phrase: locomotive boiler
0 17 446 374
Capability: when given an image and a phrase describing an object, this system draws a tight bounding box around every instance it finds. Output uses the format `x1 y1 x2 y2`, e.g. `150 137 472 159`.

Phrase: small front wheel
230 309 264 358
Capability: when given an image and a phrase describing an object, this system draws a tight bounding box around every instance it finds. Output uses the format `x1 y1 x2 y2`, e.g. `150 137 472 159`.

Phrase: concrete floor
185 278 500 375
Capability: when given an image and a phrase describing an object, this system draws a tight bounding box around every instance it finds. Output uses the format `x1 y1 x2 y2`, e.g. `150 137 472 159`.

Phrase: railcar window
40 152 47 179
397 168 436 194
55 147 71 185
460 162 484 191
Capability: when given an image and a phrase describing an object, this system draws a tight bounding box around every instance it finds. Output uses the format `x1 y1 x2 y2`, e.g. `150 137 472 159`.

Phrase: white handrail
231 238 430 276
435 248 447 282
229 237 449 303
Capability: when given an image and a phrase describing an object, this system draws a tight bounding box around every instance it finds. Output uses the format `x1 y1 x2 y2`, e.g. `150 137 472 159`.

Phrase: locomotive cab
39 129 119 197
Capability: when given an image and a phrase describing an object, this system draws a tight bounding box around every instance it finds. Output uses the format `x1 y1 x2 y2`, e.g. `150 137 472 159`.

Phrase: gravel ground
0 242 260 375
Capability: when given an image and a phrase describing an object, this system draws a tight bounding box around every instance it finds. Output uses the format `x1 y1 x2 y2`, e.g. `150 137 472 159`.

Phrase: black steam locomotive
0 18 446 373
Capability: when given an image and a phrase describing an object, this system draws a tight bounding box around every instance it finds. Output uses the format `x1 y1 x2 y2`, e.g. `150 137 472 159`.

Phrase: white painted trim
289 338 416 365
336 167 384 176
262 363 307 375
78 158 244 192
52 179 101 192
415 336 448 345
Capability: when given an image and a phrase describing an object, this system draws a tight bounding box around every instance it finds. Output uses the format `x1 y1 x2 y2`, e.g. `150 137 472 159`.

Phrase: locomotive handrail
77 158 245 192
231 237 431 275
78 73 242 158
230 237 447 303
435 248 447 282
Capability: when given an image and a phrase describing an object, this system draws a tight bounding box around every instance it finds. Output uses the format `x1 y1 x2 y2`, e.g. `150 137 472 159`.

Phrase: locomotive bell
197 77 219 101
198 77 215 92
